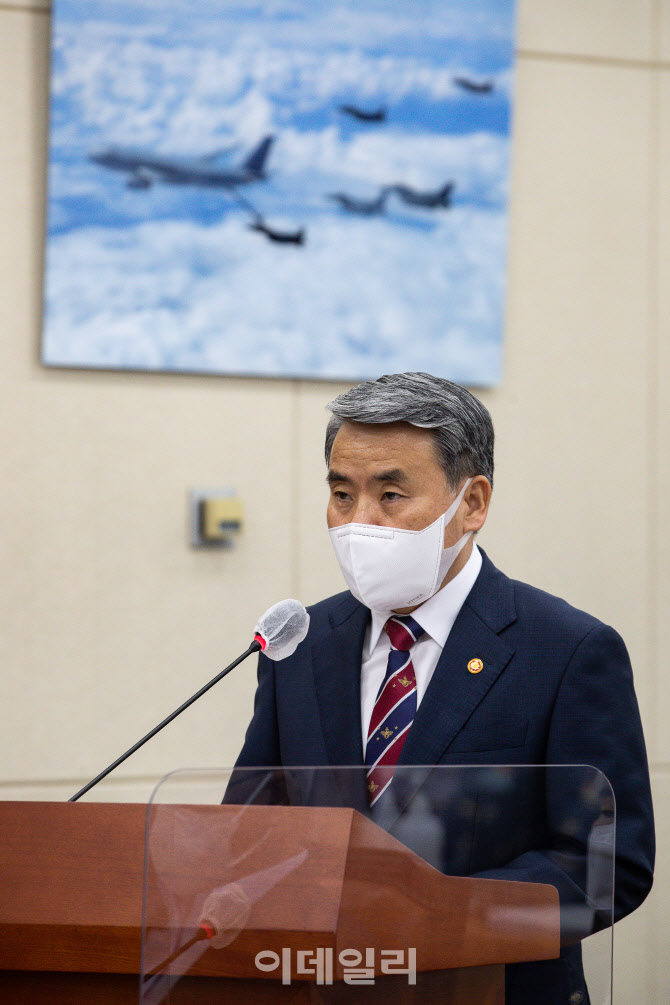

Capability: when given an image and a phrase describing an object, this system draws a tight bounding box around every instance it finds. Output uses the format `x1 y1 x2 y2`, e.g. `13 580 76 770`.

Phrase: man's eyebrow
326 469 349 484
373 469 409 485
327 468 410 485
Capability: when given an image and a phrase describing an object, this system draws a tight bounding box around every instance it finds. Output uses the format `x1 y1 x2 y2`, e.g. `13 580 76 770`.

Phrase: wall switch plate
189 489 243 547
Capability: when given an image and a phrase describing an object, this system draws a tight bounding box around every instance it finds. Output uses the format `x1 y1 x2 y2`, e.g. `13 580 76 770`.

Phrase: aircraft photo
453 76 495 93
248 217 306 245
327 190 389 216
338 104 387 122
43 0 516 385
88 136 274 190
390 183 455 209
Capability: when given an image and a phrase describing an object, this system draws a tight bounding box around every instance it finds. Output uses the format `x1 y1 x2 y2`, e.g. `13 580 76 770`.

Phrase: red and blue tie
365 614 424 806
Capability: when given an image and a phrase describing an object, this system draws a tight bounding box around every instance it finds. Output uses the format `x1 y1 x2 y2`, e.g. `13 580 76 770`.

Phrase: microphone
198 882 252 949
254 598 310 660
144 850 309 979
68 599 309 802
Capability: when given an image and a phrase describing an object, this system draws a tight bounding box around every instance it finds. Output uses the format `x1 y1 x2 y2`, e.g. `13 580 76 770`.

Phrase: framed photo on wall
43 0 517 384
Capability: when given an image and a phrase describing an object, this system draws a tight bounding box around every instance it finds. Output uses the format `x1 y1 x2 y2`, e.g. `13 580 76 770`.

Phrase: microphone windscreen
255 599 310 661
200 882 251 949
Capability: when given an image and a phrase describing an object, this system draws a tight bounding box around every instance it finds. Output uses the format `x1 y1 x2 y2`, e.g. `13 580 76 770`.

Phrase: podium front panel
140 766 614 1004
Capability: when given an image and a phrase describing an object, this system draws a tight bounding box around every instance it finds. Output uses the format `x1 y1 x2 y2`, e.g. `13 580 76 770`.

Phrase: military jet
88 136 274 190
453 76 494 94
391 182 454 209
248 218 306 245
327 190 389 215
338 104 387 122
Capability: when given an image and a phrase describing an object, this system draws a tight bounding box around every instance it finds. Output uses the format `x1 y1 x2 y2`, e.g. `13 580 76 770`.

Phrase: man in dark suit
234 373 654 1003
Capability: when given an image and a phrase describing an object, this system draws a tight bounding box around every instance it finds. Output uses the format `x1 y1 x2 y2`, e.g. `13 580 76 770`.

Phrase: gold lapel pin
468 658 484 674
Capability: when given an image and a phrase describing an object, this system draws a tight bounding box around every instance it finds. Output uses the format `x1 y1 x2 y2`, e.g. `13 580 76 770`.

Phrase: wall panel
658 0 670 62
655 69 670 762
517 0 654 62
481 56 654 737
295 381 353 606
648 770 670 1001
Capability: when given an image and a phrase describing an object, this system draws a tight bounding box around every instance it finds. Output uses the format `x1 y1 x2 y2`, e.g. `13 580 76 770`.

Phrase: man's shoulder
475 549 616 641
305 590 364 632
511 575 606 634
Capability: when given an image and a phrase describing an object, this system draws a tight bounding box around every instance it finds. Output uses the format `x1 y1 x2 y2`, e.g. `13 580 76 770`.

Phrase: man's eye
333 490 350 501
382 491 402 500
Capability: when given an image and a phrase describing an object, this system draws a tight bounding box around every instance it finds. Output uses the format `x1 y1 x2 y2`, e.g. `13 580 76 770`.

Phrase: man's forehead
331 420 436 453
328 421 442 475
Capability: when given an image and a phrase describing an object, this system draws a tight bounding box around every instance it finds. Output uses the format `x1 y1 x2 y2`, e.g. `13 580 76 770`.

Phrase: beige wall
0 0 667 998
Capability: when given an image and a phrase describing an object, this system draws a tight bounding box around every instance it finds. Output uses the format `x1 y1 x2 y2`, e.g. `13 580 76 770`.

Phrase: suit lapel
311 594 369 766
400 550 516 767
399 604 514 766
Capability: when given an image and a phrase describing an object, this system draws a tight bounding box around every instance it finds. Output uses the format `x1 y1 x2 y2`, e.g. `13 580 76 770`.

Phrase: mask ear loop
435 477 474 587
444 477 472 525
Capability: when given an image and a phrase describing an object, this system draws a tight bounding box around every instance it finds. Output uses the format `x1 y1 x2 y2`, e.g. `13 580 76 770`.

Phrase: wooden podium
0 801 559 1003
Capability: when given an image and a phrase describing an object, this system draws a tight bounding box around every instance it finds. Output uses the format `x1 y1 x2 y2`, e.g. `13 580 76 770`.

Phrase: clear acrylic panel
140 765 614 1004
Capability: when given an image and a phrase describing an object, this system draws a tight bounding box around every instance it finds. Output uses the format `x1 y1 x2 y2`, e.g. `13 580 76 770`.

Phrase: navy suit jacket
234 550 654 1003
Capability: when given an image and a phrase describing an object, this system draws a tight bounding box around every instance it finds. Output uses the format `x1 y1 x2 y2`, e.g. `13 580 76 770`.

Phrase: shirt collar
366 542 483 653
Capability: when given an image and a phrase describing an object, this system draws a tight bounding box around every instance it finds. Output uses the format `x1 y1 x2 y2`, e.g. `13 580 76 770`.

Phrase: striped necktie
365 614 424 806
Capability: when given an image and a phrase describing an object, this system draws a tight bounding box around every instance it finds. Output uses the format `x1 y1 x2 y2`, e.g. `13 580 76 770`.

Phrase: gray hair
325 372 494 489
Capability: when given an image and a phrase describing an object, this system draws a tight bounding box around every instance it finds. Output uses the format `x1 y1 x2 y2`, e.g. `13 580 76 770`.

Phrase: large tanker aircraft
88 136 274 190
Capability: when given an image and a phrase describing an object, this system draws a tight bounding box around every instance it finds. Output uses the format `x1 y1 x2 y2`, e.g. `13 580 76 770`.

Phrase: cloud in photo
44 205 505 383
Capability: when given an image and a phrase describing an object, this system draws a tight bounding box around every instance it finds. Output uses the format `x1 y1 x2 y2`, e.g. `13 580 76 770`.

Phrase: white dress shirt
360 543 483 748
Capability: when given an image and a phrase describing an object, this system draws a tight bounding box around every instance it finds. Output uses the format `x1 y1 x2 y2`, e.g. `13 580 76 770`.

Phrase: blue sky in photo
43 0 517 383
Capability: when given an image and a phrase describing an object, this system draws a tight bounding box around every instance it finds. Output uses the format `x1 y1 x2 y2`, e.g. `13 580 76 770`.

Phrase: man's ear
462 475 491 533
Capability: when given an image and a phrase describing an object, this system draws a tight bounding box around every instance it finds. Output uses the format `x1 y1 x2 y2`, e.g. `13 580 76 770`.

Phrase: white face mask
329 479 472 613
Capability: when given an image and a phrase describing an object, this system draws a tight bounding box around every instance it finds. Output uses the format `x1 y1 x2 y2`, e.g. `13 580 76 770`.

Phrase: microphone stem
68 640 261 802
143 926 211 978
